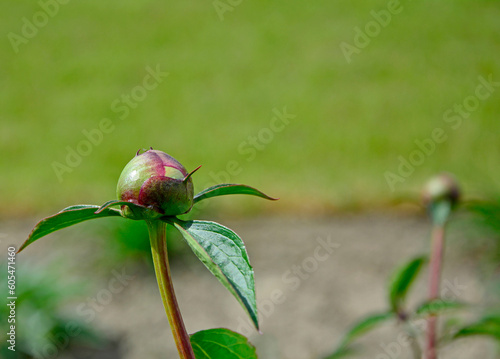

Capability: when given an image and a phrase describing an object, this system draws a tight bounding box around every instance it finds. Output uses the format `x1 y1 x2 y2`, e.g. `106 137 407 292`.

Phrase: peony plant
19 148 277 359
325 173 500 359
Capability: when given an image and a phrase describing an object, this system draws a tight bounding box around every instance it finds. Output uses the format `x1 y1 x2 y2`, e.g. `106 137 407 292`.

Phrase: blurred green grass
1 0 499 217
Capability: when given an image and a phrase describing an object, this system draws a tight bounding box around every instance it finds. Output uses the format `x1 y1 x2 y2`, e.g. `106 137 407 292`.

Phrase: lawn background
1 0 499 218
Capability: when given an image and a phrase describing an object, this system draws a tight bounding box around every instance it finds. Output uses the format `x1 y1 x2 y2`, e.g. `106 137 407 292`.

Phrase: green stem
426 225 445 359
403 321 423 359
147 220 195 359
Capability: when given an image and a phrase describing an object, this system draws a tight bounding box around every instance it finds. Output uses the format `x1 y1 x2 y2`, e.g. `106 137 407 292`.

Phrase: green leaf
167 218 258 330
324 313 395 359
465 199 500 233
453 316 500 340
388 256 427 313
338 312 395 348
415 299 467 316
194 184 277 204
18 205 122 252
190 328 257 359
323 346 357 359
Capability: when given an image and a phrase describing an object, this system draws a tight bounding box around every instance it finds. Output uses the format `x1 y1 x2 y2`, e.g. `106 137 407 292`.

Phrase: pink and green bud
117 149 198 218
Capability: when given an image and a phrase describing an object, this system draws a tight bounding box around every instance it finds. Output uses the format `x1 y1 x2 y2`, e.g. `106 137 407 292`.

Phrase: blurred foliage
415 299 467 317
453 315 500 341
465 199 500 249
325 198 500 358
330 312 394 357
1 0 500 217
388 256 427 314
87 217 189 268
461 199 500 305
0 264 115 358
447 201 500 286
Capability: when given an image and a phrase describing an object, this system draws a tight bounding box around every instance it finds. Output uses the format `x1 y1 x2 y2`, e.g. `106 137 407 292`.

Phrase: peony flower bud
422 172 460 208
117 149 198 218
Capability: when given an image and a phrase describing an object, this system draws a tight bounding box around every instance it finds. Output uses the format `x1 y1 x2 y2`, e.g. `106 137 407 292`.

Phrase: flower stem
426 225 445 359
147 220 195 359
404 321 423 359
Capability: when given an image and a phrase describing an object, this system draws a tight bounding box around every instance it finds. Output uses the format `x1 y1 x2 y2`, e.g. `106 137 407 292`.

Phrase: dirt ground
2 213 498 359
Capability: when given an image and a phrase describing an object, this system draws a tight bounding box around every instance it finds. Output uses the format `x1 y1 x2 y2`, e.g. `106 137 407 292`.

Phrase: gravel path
2 214 496 359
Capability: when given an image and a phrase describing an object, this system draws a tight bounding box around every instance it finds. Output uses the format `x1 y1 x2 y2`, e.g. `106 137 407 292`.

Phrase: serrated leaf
167 218 258 329
194 184 277 204
416 299 467 316
190 328 257 359
18 205 122 252
339 312 395 348
453 316 500 340
389 256 427 313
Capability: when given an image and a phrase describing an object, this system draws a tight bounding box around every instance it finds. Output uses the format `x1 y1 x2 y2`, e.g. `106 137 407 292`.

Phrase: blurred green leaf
168 218 258 329
0 265 102 358
324 312 394 359
324 346 357 359
453 316 500 341
104 218 152 261
388 256 427 313
190 328 257 359
18 205 122 252
194 184 277 204
466 200 500 233
415 299 467 316
464 199 500 264
339 312 395 347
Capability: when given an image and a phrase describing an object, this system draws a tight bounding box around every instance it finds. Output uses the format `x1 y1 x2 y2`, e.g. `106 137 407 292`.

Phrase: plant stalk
426 225 445 359
147 220 195 359
403 321 423 359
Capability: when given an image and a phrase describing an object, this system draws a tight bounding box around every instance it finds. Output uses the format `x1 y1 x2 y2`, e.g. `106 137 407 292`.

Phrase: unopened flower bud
422 172 460 208
117 149 198 218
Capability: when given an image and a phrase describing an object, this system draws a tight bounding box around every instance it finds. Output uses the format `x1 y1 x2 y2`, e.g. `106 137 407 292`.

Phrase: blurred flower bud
422 172 460 208
117 149 198 218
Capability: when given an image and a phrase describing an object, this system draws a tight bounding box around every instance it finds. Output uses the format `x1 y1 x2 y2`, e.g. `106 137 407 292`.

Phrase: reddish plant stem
426 225 445 359
147 221 195 359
